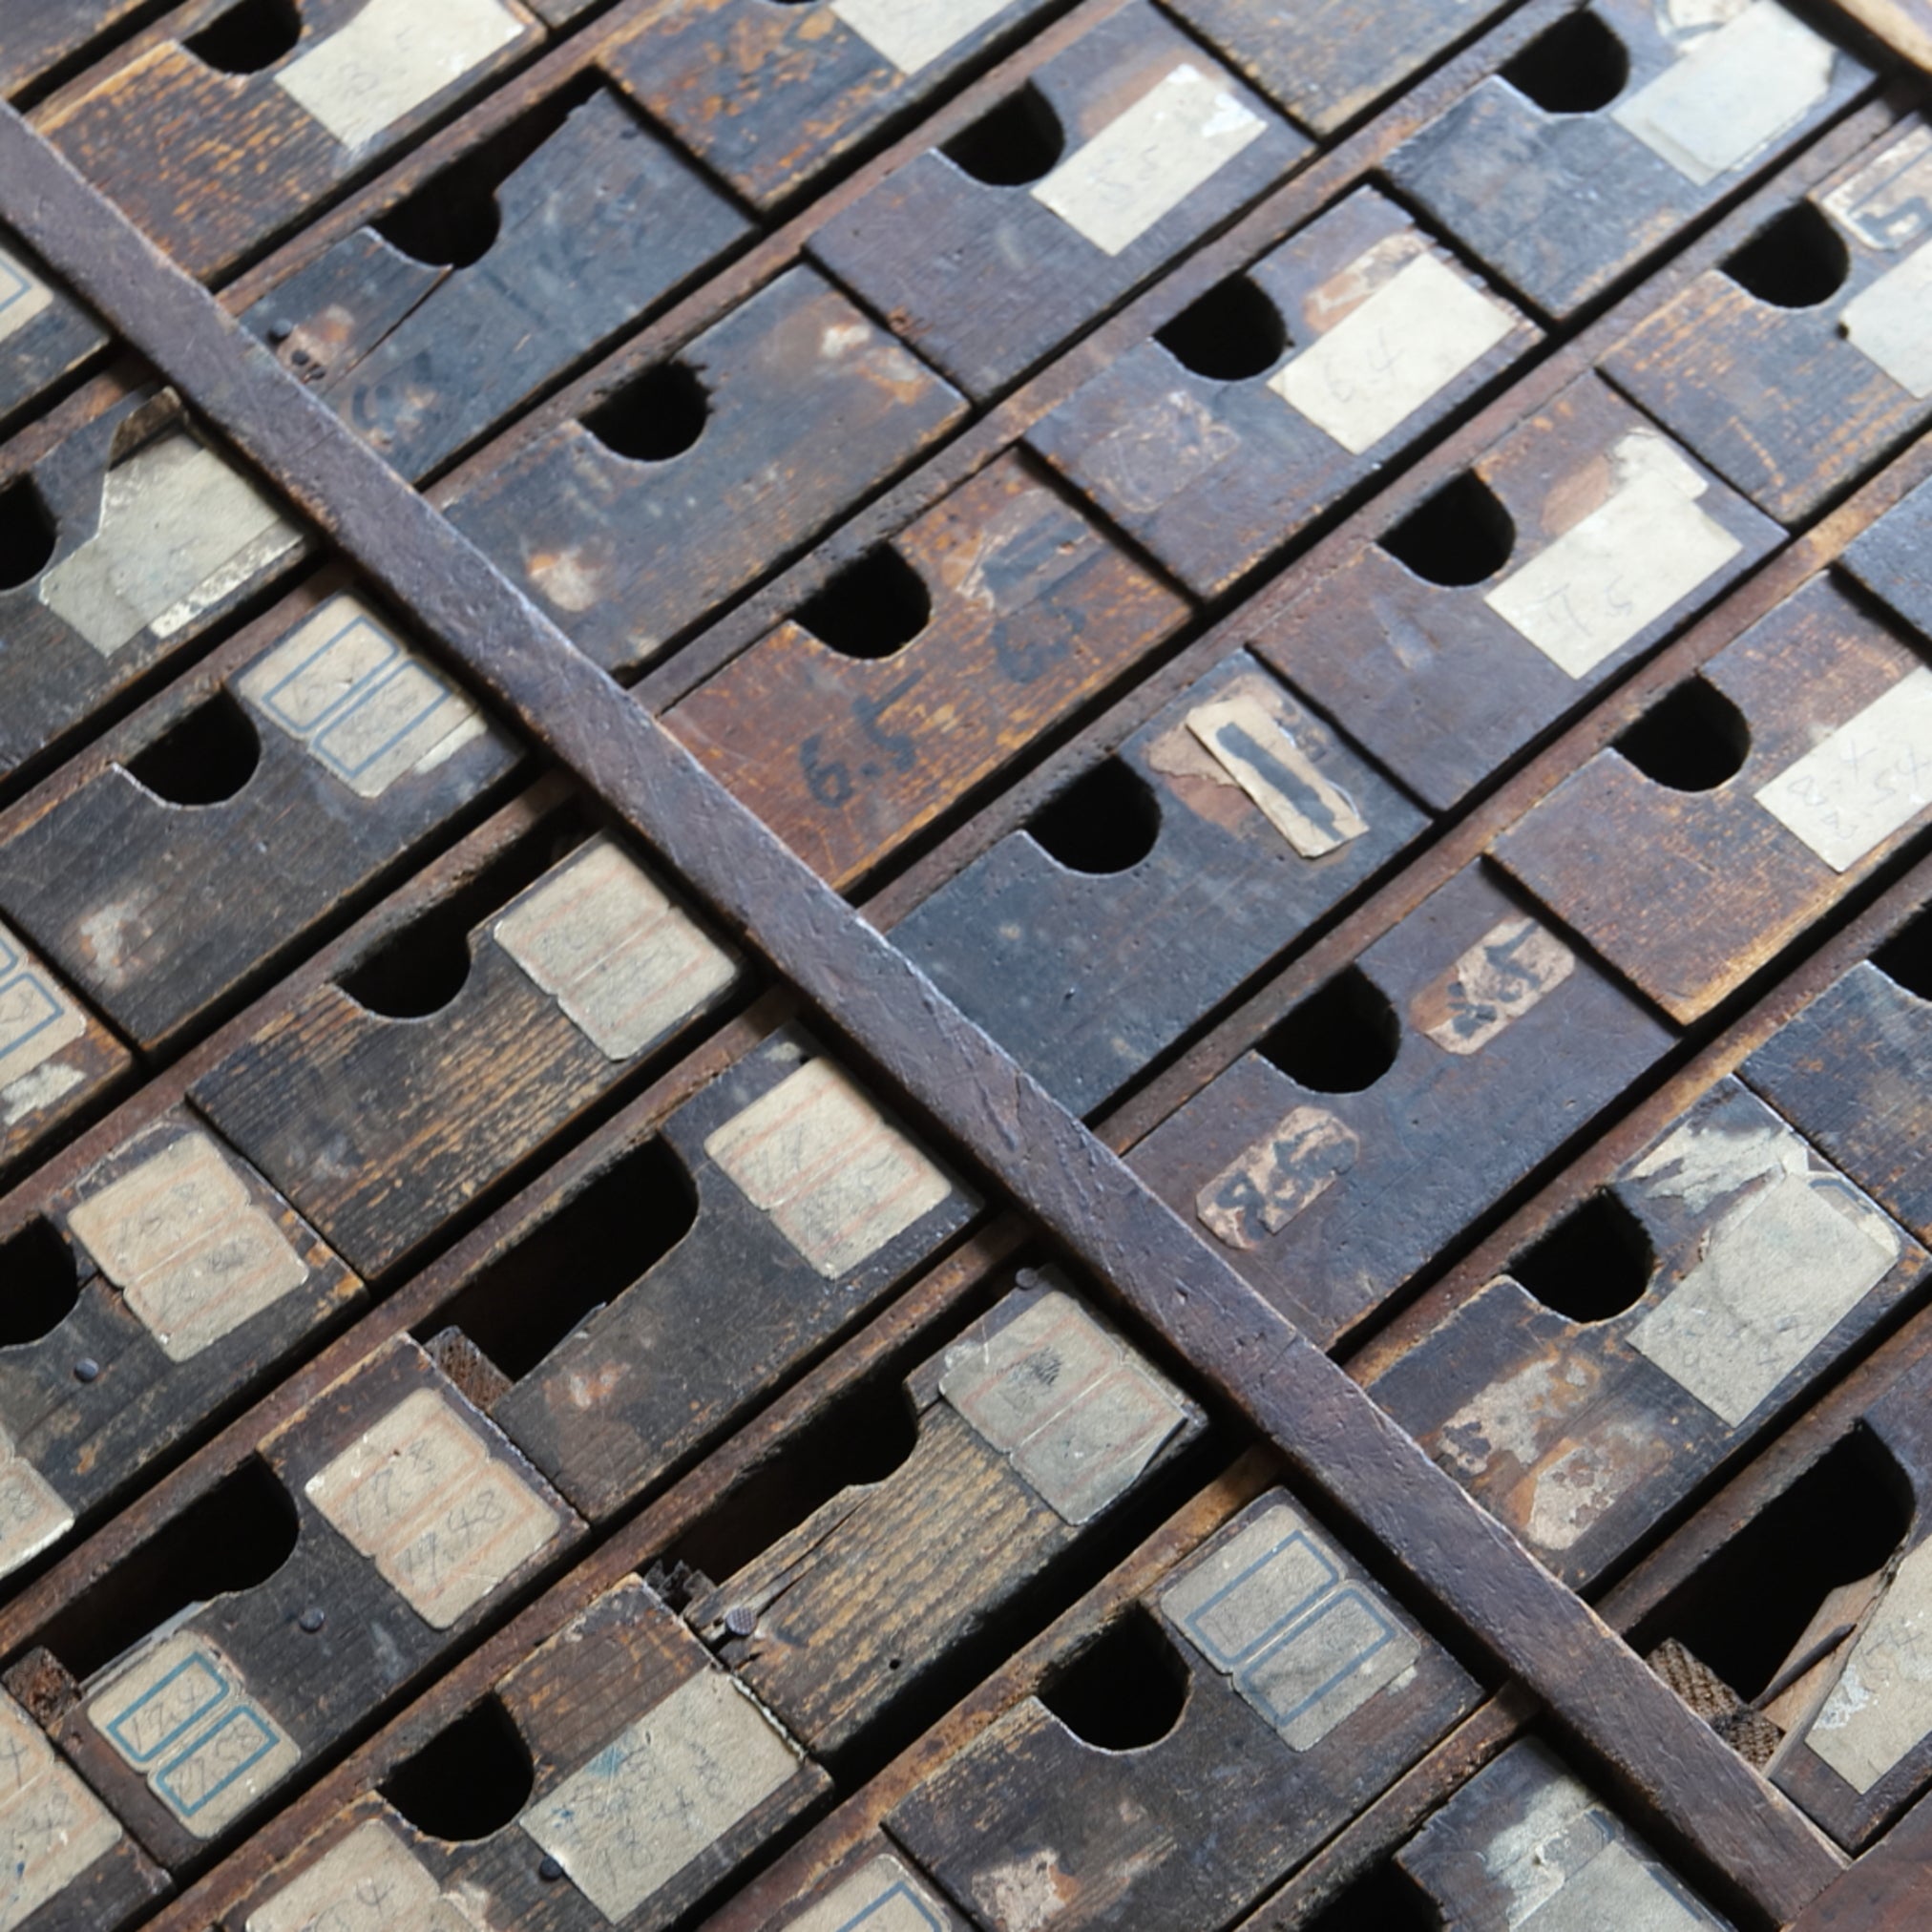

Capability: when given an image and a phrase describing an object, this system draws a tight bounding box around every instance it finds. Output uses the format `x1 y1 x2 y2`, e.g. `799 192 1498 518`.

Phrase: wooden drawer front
1129 863 1675 1346
890 649 1429 1116
666 452 1190 890
1030 185 1537 598
1386 0 1870 319
810 2 1308 398
0 231 105 429
756 1844 972 1932
1255 375 1777 815
446 267 966 679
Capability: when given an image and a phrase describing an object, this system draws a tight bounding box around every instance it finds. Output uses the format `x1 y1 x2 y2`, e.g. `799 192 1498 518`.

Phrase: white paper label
1032 63 1266 256
1823 126 1932 254
1186 694 1369 856
1196 1104 1357 1249
276 0 525 152
705 1058 955 1277
830 0 1014 74
0 1425 73 1586
786 1856 954 1932
0 1690 122 1930
494 837 737 1060
1841 242 1932 399
238 595 488 799
520 1670 800 1921
1411 916 1576 1056
305 1386 560 1628
1484 432 1741 678
1612 1 1835 187
939 1289 1188 1523
1754 664 1932 872
1807 1538 1932 1793
1270 251 1515 454
68 1130 309 1362
0 921 86 1097
88 1631 299 1838
38 430 303 658
247 1818 486 1932
1162 1502 1419 1748
0 244 52 347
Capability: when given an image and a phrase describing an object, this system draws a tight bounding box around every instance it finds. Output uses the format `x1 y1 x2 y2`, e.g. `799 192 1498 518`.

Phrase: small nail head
538 1857 566 1882
73 1358 99 1383
724 1606 757 1638
298 1607 326 1633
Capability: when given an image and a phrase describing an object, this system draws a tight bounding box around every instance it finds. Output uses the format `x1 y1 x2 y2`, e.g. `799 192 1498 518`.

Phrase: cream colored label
786 1855 953 1932
940 1288 1188 1523
830 0 1014 74
1754 665 1932 872
276 0 525 152
88 1631 299 1838
0 244 52 348
247 1818 486 1932
68 1131 308 1362
1163 1502 1419 1749
239 595 488 800
39 430 303 658
1840 242 1932 398
1485 433 1741 678
1032 63 1266 257
704 1059 955 1277
0 1690 122 1930
1612 1 1835 187
520 1670 800 1921
0 1443 74 1582
305 1386 560 1629
1196 1104 1357 1250
494 837 737 1061
1270 251 1515 455
1823 126 1932 253
0 922 86 1095
1628 1127 1900 1426
1808 1538 1932 1793
1186 694 1368 856
1412 916 1576 1056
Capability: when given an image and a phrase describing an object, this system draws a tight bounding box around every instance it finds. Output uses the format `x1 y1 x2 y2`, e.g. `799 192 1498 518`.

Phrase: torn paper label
1840 243 1932 399
0 1445 74 1585
1033 63 1266 256
0 922 86 1095
0 245 52 347
785 1855 956 1932
238 594 490 799
1186 694 1367 855
1823 126 1932 253
1197 1104 1357 1249
705 1059 956 1277
1807 1537 1932 1793
246 1819 487 1932
1412 916 1575 1056
830 0 1016 74
0 1689 121 1931
1271 250 1515 454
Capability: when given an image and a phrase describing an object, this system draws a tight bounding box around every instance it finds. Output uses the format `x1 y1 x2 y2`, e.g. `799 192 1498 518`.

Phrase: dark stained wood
0 2 162 100
1790 1785 1932 1929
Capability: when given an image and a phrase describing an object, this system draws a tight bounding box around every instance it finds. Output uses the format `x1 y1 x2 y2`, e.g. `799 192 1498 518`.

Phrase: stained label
1611 1 1835 187
0 244 52 347
1186 694 1368 856
1840 242 1932 399
69 1129 309 1361
1484 433 1740 678
830 0 1016 74
1196 1104 1357 1249
0 921 87 1096
704 1059 956 1277
246 1818 487 1932
519 1670 801 1921
87 1631 299 1838
1807 1537 1932 1793
38 430 303 658
1754 664 1932 871
494 837 737 1060
239 595 489 799
277 0 525 152
1412 916 1575 1056
1033 63 1266 257
1822 126 1932 253
940 1288 1188 1522
0 1689 122 1931
1271 250 1515 454
1163 1502 1419 1749
305 1386 560 1628
0 1430 73 1584
786 1855 953 1932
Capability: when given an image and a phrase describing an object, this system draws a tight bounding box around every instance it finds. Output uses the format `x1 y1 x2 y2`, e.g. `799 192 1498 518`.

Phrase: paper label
830 0 1014 74
276 0 525 152
1163 1502 1419 1749
1484 432 1741 678
1754 665 1932 870
88 1631 299 1838
520 1670 800 1921
246 1819 487 1932
1412 916 1575 1056
786 1856 954 1932
239 595 488 799
68 1130 309 1362
704 1059 955 1277
0 1439 74 1584
1032 63 1266 257
305 1386 560 1629
0 244 52 348
1186 695 1368 856
38 430 303 658
1822 126 1932 253
1807 1538 1932 1793
1840 242 1932 399
1611 1 1835 187
0 922 86 1095
1196 1104 1357 1249
0 1690 122 1931
494 837 737 1061
1270 250 1515 454
939 1289 1188 1523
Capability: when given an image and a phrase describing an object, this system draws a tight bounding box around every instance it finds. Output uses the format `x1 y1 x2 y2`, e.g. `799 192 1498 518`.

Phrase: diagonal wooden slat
0 103 1841 1922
